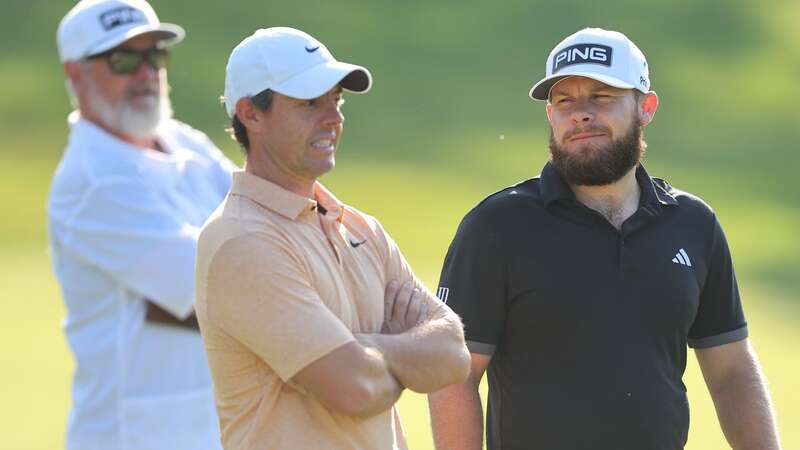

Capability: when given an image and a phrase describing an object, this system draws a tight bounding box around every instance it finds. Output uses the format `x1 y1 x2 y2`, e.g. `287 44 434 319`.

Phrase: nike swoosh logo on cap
305 46 320 53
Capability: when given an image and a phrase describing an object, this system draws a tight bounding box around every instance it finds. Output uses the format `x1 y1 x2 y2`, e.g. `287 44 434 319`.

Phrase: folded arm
291 281 469 420
291 340 403 418
289 283 471 418
358 281 471 393
205 234 403 419
56 180 202 319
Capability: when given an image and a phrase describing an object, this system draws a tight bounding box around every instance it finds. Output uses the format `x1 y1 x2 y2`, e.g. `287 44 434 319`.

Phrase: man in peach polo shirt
195 27 471 450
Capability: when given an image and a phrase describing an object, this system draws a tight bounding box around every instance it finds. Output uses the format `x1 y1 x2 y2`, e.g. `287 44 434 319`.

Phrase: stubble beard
548 119 647 186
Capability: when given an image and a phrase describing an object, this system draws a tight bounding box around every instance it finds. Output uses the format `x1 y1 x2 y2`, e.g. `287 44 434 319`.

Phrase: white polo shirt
48 112 235 450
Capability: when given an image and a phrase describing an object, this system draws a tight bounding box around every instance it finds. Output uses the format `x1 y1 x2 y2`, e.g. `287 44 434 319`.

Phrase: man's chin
126 96 159 111
117 108 162 138
562 138 612 155
118 96 173 139
309 158 336 179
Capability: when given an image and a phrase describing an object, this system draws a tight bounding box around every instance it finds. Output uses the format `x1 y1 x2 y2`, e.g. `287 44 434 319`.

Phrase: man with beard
428 28 781 450
48 1 235 449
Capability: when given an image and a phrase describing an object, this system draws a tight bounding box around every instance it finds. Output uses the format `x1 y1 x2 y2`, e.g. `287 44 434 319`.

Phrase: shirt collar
540 161 575 207
636 165 679 207
540 161 678 208
229 170 345 221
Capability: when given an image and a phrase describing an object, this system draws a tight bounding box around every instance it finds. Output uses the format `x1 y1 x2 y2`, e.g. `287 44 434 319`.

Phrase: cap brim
272 60 372 100
529 73 635 101
86 22 185 57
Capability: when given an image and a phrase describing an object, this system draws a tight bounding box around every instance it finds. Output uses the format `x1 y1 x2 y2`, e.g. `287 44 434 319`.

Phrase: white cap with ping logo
529 28 650 101
57 0 184 63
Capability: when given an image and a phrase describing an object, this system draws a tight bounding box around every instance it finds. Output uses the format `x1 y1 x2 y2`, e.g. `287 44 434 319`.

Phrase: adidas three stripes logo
672 248 692 267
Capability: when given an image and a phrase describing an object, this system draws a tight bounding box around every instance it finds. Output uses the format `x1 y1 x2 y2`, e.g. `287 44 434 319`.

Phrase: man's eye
304 99 317 106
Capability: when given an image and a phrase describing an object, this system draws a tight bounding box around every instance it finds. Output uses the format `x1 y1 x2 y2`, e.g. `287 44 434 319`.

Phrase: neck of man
245 154 316 199
570 165 640 230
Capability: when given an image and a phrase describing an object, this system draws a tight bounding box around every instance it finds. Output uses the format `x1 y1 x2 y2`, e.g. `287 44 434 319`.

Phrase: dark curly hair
224 89 274 153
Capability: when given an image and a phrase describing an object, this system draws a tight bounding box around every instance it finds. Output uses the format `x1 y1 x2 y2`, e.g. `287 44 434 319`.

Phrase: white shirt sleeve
59 178 200 319
166 120 238 196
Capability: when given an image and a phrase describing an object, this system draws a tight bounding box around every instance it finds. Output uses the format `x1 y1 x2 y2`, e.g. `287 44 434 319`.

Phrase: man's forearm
429 381 484 450
710 365 781 449
358 313 470 393
295 339 404 418
350 345 405 418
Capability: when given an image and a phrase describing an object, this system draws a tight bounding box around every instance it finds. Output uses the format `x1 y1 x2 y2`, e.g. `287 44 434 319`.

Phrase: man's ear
546 102 554 123
64 61 82 84
639 91 659 126
235 97 263 131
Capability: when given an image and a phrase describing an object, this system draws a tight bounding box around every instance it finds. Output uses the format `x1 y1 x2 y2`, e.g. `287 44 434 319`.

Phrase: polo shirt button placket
620 235 641 274
328 222 350 261
315 211 343 265
619 235 626 272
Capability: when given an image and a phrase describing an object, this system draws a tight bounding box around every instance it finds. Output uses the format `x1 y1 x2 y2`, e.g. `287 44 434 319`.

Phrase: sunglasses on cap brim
87 47 170 75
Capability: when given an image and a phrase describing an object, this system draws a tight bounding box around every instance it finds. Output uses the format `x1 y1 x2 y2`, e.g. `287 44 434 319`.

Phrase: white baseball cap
223 27 372 118
57 0 185 62
529 28 650 101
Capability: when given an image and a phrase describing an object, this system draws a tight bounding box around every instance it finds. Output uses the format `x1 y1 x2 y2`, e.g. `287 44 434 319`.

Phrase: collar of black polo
540 162 678 209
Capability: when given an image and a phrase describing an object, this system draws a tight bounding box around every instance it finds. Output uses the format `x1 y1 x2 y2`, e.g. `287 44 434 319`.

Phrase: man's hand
145 300 199 331
364 280 470 393
382 280 428 334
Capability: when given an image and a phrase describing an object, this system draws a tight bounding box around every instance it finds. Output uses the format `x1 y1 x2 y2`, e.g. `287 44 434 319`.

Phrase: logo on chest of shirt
342 227 367 249
349 238 367 248
671 248 692 267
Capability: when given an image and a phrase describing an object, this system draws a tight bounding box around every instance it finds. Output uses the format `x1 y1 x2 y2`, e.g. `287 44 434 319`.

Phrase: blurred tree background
1 0 797 448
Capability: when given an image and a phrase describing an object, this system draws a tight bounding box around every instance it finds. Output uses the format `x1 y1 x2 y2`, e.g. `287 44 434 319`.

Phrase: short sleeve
688 215 748 348
195 134 237 196
59 180 200 319
437 208 506 354
205 233 356 381
166 119 237 196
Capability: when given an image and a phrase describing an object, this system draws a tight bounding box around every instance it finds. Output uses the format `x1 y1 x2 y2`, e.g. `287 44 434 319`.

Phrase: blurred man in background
48 1 235 449
194 27 470 450
429 28 781 450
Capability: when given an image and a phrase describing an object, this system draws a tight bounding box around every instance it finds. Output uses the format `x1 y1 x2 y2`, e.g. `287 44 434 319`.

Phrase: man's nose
322 102 344 127
570 101 595 124
132 58 160 82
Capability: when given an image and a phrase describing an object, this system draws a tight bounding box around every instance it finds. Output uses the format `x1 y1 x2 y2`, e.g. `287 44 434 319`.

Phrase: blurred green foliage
1 0 798 449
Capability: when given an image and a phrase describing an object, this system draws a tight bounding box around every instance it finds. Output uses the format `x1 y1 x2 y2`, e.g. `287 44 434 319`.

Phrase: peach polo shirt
195 170 417 450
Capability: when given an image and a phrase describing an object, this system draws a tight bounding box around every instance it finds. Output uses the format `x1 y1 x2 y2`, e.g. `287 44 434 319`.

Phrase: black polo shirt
437 162 747 450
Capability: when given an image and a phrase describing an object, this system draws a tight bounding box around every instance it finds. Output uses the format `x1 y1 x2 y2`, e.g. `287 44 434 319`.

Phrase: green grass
2 0 799 448
3 158 798 449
